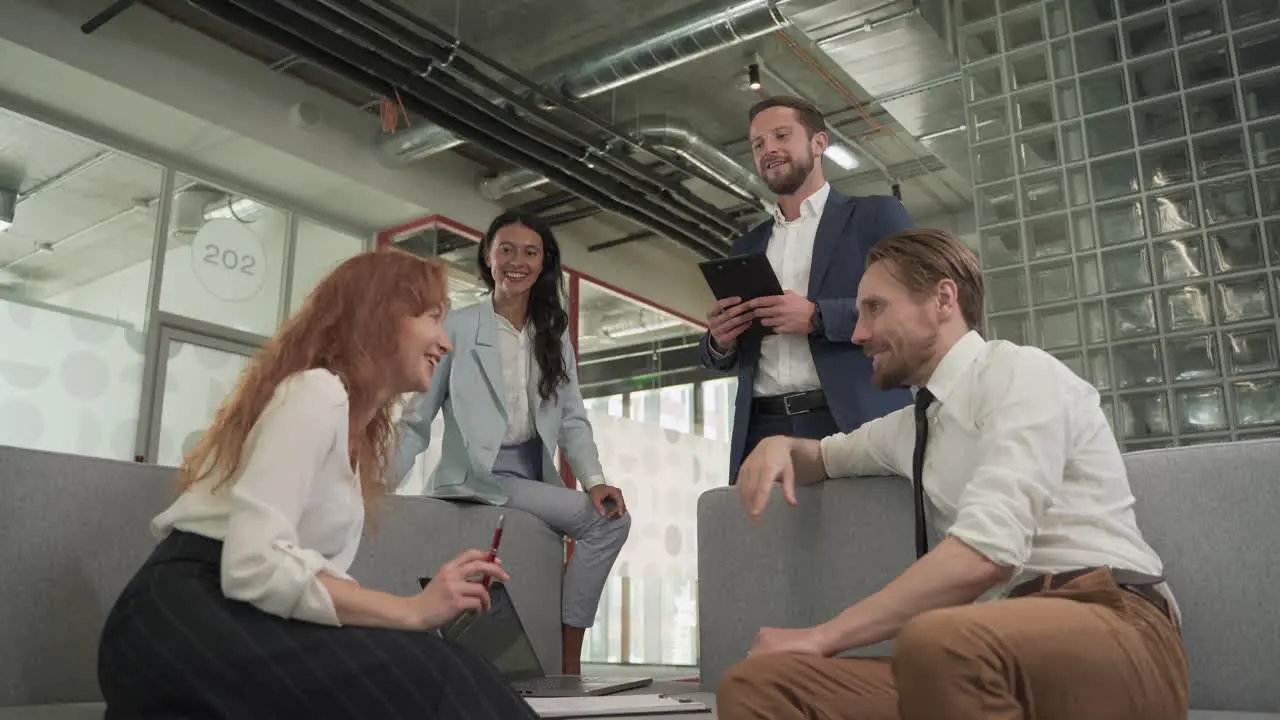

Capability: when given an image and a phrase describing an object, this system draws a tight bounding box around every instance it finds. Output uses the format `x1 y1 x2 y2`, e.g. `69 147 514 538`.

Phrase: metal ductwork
548 0 790 101
480 167 549 201
629 116 773 208
378 124 466 165
787 0 971 192
377 0 790 165
186 0 740 259
0 188 15 230
480 116 773 208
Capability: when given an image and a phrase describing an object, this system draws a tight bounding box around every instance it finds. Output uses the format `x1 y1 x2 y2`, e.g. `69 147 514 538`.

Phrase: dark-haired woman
392 212 630 676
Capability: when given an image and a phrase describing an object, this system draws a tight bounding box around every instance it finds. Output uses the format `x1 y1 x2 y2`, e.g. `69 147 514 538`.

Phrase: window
584 394 624 417
160 175 289 336
289 219 367 312
700 378 737 441
628 385 694 433
0 108 161 460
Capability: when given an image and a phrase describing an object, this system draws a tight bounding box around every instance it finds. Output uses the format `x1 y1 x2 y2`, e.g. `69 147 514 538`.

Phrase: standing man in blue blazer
700 95 915 485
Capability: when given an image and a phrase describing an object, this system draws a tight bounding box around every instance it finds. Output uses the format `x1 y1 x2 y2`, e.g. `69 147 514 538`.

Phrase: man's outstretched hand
736 436 800 521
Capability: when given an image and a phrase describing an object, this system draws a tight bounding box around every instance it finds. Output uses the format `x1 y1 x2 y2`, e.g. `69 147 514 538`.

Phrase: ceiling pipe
186 0 732 259
629 116 773 209
376 0 790 165
352 0 742 240
511 190 579 216
480 167 549 200
550 0 791 101
480 116 773 210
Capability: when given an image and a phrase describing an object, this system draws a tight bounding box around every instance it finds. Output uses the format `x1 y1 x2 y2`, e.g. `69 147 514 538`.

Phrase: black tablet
698 252 783 338
698 252 783 303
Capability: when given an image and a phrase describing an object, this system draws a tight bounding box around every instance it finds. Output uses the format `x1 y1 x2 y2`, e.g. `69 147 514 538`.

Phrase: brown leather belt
1008 567 1172 623
753 390 828 416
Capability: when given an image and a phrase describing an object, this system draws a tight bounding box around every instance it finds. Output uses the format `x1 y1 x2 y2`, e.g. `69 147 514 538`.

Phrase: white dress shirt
754 182 829 397
494 306 536 445
819 331 1167 600
491 301 606 489
151 369 363 626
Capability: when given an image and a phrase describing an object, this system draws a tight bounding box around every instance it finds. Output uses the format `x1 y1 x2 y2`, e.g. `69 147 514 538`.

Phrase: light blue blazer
391 299 605 505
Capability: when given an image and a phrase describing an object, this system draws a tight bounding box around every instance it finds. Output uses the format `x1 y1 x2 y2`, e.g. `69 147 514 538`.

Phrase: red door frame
376 214 708 492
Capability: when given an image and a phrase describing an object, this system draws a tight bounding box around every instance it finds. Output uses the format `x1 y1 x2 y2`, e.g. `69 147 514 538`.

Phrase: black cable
188 0 728 259
82 0 137 34
315 0 742 239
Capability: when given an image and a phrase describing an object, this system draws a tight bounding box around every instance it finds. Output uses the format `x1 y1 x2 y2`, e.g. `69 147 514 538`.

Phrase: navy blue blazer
698 189 915 483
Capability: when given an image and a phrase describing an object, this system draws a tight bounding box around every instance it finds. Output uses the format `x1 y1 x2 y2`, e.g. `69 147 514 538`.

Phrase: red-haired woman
96 249 537 719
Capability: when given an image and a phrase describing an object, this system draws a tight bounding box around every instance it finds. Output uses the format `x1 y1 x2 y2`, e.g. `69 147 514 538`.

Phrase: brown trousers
716 569 1189 720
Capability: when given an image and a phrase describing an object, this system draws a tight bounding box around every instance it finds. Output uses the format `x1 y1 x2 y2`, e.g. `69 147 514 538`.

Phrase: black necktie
912 388 936 559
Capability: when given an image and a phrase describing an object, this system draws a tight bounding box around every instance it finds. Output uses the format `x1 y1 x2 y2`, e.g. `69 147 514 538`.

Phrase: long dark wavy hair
477 211 569 401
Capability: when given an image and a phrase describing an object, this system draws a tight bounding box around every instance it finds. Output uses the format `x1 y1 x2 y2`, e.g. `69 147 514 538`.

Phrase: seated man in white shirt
717 228 1189 720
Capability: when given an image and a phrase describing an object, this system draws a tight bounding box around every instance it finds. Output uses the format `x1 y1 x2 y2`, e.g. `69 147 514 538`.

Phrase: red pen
482 514 505 589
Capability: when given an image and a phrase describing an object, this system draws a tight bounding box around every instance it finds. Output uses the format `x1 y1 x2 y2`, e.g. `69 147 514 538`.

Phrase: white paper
524 693 710 718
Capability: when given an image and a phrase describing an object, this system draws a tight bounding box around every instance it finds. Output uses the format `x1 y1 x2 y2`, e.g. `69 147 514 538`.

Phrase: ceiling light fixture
747 63 761 91
824 144 860 170
0 188 16 233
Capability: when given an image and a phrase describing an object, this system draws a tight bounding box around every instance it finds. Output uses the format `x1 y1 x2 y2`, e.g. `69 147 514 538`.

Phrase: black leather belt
1008 567 1172 623
752 390 828 416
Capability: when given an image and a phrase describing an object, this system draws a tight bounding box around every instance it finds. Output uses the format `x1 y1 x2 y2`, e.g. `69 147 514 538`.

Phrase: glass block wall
955 0 1280 450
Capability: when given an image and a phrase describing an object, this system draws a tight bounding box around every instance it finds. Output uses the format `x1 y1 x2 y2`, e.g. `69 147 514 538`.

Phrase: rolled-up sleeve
220 371 349 626
947 349 1069 569
819 407 913 479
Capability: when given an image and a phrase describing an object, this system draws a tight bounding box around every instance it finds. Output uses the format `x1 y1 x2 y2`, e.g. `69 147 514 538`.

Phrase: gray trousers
493 440 630 629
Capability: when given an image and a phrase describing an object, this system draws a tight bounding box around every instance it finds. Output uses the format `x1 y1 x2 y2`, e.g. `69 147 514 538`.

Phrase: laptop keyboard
519 676 607 691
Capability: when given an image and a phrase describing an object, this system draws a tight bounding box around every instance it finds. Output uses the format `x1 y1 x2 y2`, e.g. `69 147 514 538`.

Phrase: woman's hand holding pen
407 549 507 629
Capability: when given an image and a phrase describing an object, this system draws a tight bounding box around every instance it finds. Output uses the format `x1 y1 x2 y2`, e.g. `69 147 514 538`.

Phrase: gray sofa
697 437 1280 719
0 444 565 717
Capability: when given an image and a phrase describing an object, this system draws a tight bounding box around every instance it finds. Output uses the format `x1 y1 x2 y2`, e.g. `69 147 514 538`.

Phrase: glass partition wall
0 103 372 464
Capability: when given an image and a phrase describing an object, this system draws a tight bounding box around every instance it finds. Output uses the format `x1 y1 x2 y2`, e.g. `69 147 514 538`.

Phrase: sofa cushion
696 437 1280 714
1124 439 1280 713
0 445 565 708
0 447 176 707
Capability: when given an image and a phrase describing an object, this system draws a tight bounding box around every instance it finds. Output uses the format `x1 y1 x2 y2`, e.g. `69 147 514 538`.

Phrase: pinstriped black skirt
97 530 536 720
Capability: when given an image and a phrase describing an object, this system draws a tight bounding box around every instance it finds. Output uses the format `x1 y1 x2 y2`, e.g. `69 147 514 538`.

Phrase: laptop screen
420 579 545 682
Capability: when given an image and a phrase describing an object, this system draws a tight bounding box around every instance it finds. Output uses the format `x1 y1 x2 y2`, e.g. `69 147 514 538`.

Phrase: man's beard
869 330 939 390
762 151 814 195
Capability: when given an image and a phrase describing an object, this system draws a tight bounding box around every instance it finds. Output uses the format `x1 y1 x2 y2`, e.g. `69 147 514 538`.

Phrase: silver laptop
420 578 653 697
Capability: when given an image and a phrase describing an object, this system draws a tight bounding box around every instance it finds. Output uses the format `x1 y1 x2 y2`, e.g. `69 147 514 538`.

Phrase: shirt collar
772 182 831 225
920 330 986 406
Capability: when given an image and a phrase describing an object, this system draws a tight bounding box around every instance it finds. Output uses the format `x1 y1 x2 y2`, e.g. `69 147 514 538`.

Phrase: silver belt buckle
782 392 809 416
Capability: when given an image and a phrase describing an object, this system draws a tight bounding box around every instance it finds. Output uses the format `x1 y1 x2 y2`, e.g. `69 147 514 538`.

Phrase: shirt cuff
946 505 1033 570
222 541 342 627
707 339 732 360
579 474 606 491
819 433 852 478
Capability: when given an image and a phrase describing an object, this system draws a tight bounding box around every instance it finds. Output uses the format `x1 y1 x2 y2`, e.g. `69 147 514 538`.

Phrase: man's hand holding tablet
699 252 787 353
706 296 755 354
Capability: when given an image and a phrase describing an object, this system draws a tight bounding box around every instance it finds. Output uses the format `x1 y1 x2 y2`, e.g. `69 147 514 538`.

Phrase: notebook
524 693 711 718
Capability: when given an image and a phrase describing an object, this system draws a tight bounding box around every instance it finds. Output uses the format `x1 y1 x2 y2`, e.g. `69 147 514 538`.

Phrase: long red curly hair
177 247 448 512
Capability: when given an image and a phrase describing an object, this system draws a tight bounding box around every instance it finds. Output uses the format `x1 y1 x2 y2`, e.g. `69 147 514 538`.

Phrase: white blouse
150 368 364 626
493 307 536 445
